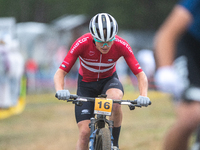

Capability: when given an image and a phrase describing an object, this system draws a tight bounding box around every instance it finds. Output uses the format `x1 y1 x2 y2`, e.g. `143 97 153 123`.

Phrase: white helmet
89 13 118 42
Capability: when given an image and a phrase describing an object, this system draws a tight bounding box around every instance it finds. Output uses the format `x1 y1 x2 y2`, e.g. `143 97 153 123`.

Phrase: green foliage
0 0 178 29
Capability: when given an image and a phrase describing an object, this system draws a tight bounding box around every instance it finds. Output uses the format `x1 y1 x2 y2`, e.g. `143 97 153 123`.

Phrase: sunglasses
94 37 115 48
94 37 115 43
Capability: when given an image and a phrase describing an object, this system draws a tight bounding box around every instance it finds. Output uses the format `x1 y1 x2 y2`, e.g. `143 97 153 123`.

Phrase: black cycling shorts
175 32 200 100
75 72 124 123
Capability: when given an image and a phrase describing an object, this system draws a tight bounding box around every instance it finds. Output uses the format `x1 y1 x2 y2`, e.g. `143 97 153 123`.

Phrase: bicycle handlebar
55 93 151 110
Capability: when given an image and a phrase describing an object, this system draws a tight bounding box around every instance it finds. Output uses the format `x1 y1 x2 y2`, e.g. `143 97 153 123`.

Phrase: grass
0 89 176 150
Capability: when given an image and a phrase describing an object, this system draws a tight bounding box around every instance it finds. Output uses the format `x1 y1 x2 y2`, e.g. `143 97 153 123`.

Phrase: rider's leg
112 126 121 147
106 88 123 147
76 120 91 150
163 101 200 150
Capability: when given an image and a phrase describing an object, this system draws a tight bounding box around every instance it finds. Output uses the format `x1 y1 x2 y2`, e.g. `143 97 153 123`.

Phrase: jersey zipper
97 54 102 81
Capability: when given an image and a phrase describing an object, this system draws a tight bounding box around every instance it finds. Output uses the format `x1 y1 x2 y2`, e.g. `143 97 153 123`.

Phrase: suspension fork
89 116 105 150
107 119 114 146
96 115 114 145
89 115 114 149
89 117 96 150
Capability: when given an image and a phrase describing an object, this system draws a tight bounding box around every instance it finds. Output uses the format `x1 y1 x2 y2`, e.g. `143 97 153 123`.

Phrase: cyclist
154 0 200 150
54 13 150 150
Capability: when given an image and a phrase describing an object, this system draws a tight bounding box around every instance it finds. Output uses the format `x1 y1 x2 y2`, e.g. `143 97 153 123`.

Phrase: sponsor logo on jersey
70 37 89 54
89 50 95 56
115 38 133 54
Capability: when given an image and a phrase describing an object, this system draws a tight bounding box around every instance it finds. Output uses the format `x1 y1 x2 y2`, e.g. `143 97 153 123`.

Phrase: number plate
94 98 113 116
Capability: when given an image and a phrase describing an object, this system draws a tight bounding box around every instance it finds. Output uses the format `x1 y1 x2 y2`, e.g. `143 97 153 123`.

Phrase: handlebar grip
70 94 78 99
55 93 78 100
133 100 152 105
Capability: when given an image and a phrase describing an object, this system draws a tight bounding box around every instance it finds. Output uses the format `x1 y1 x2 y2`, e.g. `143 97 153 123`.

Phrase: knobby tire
94 128 111 150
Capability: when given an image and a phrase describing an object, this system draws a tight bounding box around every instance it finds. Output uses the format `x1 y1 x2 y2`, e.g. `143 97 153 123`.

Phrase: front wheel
94 128 111 150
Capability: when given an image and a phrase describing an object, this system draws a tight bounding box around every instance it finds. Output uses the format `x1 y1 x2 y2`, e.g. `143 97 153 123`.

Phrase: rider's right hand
56 90 70 100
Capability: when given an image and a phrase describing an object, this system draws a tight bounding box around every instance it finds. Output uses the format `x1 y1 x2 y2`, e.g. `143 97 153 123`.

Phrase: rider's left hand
137 96 150 107
56 90 70 100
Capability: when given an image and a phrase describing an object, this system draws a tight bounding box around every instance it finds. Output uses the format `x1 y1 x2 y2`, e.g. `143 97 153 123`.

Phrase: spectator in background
136 49 156 89
128 49 156 89
154 0 200 150
0 35 24 108
54 46 68 68
53 45 78 90
116 57 128 84
8 39 24 106
0 37 11 108
25 58 38 93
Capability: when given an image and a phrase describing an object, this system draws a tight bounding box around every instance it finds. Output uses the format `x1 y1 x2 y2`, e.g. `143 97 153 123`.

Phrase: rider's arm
135 71 148 97
116 36 150 105
117 37 148 96
54 68 68 91
54 36 87 91
154 5 192 68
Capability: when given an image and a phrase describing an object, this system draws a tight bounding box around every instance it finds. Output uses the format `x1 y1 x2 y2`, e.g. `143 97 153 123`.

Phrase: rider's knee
112 103 121 112
78 121 91 141
106 88 123 100
79 128 90 142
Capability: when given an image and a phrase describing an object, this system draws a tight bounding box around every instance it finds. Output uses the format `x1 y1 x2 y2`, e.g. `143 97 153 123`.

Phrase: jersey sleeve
59 38 84 73
124 50 143 75
115 37 143 75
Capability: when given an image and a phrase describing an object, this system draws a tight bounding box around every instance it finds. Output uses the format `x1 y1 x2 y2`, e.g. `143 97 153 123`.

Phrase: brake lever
73 100 83 106
128 105 135 110
135 104 142 108
128 103 142 110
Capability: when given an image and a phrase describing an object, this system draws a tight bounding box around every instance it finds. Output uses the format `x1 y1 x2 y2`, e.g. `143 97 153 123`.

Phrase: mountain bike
55 93 151 150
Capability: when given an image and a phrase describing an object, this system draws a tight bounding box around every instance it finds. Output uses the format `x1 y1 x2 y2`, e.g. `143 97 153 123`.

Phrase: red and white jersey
59 33 142 82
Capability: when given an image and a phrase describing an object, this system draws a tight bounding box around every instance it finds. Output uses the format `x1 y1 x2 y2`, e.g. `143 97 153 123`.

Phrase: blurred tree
0 0 177 30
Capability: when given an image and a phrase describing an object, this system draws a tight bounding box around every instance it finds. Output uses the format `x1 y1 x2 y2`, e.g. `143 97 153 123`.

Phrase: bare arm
154 5 192 68
135 71 148 96
54 68 68 91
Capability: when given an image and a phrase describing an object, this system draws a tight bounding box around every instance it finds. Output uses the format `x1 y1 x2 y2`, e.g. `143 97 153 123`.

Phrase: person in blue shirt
154 0 200 149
